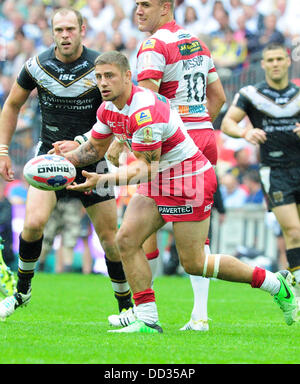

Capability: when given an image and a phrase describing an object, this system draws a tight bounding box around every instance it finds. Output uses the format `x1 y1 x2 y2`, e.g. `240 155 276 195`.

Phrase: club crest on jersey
135 109 152 126
143 127 153 143
142 39 156 50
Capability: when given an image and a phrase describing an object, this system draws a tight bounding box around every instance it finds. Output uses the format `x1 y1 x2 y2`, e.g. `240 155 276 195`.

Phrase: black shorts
37 143 115 208
259 165 300 209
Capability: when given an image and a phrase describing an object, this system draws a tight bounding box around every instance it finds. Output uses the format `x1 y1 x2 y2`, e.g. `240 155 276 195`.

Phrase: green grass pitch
0 272 299 364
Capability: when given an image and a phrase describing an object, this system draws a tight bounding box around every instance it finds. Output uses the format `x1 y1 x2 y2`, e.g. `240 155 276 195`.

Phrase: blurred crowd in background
0 0 299 272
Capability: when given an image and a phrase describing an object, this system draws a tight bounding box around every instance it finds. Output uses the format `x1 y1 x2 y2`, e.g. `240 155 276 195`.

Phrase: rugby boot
108 307 137 327
108 319 163 333
0 288 31 320
180 319 209 331
274 270 298 325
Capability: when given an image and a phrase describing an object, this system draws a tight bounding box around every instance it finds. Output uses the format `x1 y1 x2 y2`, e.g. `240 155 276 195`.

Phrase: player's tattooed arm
65 136 112 167
140 150 161 164
133 148 161 182
65 141 98 167
67 146 162 192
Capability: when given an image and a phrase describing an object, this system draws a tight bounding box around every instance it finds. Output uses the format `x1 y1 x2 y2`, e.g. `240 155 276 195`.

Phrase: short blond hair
95 51 131 73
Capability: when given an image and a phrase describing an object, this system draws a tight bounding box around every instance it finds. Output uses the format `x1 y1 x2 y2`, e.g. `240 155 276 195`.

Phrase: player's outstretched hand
0 155 14 182
66 170 99 192
48 140 80 155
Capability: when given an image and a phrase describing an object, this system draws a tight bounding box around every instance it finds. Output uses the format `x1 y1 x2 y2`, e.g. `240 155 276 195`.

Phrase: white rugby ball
23 154 76 191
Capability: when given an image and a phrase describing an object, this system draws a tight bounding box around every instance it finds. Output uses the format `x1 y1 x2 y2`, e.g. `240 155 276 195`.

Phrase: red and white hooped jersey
92 85 209 172
136 20 216 130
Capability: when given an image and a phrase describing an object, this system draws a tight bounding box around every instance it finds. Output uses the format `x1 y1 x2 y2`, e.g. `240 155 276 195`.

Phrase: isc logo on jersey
59 74 76 81
135 109 153 126
142 39 156 50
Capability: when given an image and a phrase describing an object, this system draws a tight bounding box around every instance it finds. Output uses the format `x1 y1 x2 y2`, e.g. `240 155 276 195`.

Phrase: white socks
135 302 158 324
149 257 159 287
189 244 211 321
260 270 281 296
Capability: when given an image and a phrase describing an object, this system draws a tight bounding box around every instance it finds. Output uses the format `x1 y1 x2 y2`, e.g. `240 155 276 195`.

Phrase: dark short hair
51 8 84 29
262 43 288 57
95 51 131 73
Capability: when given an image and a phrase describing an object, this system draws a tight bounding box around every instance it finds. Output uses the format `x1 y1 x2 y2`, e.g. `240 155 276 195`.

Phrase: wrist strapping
0 145 9 156
74 134 89 145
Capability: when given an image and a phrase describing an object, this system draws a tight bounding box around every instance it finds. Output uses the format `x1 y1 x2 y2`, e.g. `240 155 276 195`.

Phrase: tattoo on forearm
68 141 100 167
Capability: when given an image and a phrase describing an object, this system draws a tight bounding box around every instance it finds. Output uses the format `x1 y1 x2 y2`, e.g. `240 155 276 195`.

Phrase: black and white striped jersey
233 81 300 168
17 46 101 149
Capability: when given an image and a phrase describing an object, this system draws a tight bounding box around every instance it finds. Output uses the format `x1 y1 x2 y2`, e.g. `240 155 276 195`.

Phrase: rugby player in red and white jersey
107 0 226 331
62 51 298 333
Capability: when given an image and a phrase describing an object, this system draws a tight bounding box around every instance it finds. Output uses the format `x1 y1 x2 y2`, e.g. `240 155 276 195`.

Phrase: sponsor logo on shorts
135 109 152 126
204 203 212 212
178 40 202 56
158 205 193 215
272 191 284 203
142 39 156 50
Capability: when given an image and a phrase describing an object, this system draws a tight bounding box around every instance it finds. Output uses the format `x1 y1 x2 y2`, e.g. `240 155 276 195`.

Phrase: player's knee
178 246 206 275
97 229 119 260
116 230 129 253
284 226 300 246
116 229 137 257
98 229 116 247
180 257 204 276
181 253 221 278
23 217 46 239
